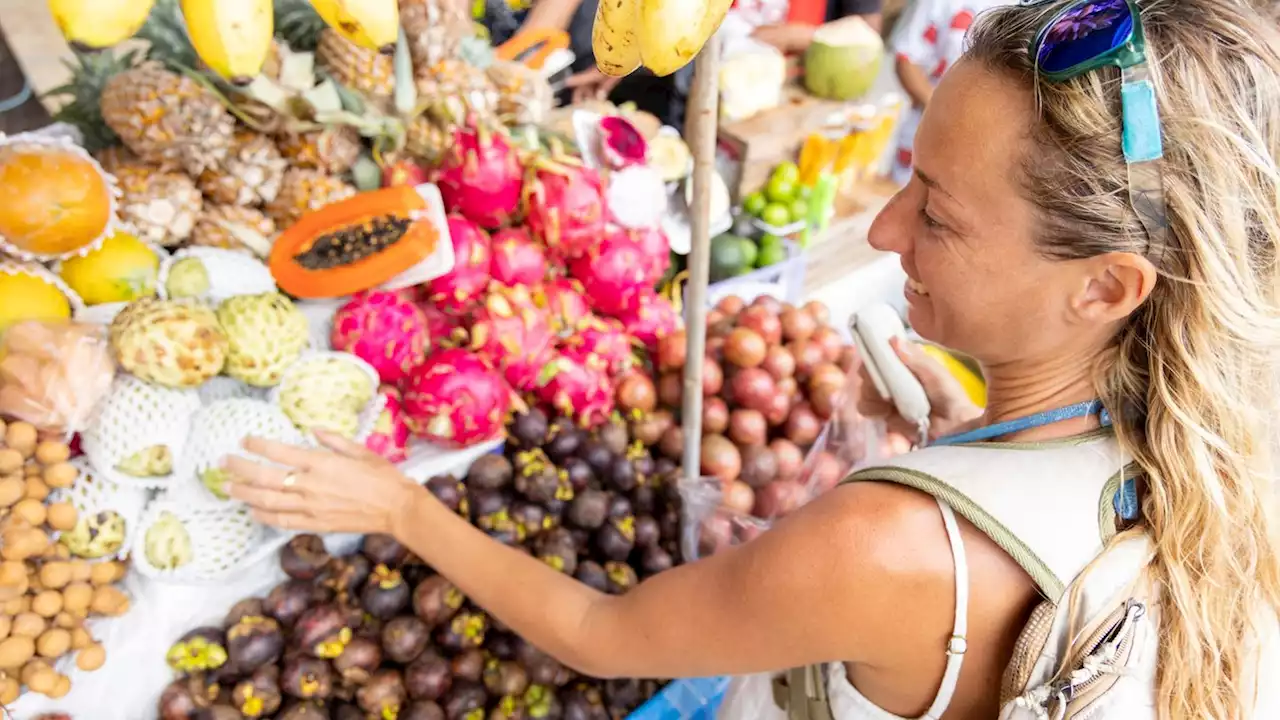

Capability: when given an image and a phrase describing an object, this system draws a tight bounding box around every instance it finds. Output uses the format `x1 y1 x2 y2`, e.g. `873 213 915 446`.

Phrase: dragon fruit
426 215 493 314
615 289 683 351
402 348 511 447
560 316 636 377
569 230 653 317
597 116 648 170
626 226 671 284
536 354 615 429
467 284 556 393
435 120 523 228
535 278 592 333
523 157 607 259
330 291 430 385
490 227 548 286
365 385 411 462
420 304 467 349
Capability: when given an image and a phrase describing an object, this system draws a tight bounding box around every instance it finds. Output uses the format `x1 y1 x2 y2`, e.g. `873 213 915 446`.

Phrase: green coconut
803 17 885 102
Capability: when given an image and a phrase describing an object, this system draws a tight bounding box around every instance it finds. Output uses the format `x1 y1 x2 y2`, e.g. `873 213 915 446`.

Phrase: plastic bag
0 320 115 434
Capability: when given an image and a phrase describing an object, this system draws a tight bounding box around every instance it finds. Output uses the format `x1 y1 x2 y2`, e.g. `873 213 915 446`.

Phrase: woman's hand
564 66 624 103
222 432 420 535
856 337 983 440
750 23 817 54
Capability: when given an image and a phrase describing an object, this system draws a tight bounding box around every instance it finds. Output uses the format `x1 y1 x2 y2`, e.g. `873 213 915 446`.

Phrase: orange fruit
0 143 113 258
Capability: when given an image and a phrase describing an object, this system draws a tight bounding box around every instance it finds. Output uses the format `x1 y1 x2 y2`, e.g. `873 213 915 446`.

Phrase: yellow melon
0 138 115 259
58 230 159 305
0 265 74 334
920 344 987 407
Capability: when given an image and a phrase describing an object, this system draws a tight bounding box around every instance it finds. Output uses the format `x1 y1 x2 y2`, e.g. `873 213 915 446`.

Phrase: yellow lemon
58 230 159 305
0 267 73 334
920 344 987 407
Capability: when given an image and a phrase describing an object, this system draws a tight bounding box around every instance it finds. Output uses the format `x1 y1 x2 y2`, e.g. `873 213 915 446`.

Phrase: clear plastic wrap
0 320 115 435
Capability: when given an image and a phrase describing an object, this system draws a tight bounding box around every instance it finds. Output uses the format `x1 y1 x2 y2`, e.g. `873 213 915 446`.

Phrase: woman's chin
905 291 933 335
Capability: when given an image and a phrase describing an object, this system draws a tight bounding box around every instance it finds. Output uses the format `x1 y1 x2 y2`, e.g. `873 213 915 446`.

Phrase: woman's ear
1069 252 1158 324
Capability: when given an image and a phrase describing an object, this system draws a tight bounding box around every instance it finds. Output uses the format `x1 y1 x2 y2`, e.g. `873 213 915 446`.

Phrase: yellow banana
180 0 274 85
637 0 734 77
591 0 641 77
48 0 156 51
307 0 400 54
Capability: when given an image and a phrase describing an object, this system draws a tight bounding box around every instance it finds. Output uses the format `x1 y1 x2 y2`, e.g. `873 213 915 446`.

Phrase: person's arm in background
887 0 937 108
752 0 885 55
520 0 586 31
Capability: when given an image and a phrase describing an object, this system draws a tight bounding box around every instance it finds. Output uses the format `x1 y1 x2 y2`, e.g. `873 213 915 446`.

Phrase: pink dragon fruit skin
466 284 557 393
615 288 683 351
535 278 592 333
490 227 548 286
330 291 430 385
436 121 523 229
365 385 411 462
560 316 636 377
569 229 652 317
523 158 606 260
536 354 615 429
426 215 493 315
419 304 467 349
627 226 671 284
402 348 512 448
597 116 648 170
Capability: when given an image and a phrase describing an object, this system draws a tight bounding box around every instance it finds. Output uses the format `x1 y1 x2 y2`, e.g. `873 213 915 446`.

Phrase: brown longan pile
0 419 130 703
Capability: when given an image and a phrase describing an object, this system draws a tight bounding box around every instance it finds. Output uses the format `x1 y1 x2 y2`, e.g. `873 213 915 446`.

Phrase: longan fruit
42 462 77 490
37 561 71 590
2 597 27 616
23 476 48 502
48 672 71 698
89 586 128 616
24 665 56 695
11 612 45 638
31 590 62 618
53 611 77 628
89 561 123 586
35 628 70 658
70 626 92 650
0 616 10 641
3 423 36 459
0 477 23 508
0 450 21 476
68 559 91 583
61 582 92 616
12 498 46 527
45 501 77 531
75 643 105 671
0 675 17 704
0 636 35 670
34 441 70 466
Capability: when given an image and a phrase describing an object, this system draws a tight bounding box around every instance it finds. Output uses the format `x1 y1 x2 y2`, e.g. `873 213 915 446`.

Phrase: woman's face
869 61 1115 366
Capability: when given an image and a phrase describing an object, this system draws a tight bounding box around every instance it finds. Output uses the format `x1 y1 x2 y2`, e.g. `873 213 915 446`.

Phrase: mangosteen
478 658 527 697
640 546 675 576
223 597 266 629
382 615 432 664
510 408 550 448
607 496 633 519
604 678 643 710
450 647 486 683
658 507 681 542
232 665 283 718
362 565 411 619
568 527 591 551
157 675 219 719
470 489 512 520
358 669 408 718
413 575 465 627
275 701 329 720
578 441 613 477
486 632 518 660
561 683 608 720
631 449 656 481
362 534 410 567
511 502 552 539
201 706 242 720
488 523 522 546
404 701 447 720
279 534 331 581
405 651 453 701
325 554 373 598
331 704 365 720
574 561 609 593
489 696 528 720
427 475 470 517
560 457 595 493
513 640 563 687
523 684 563 720
516 464 571 506
444 680 488 720
566 490 609 530
166 626 228 675
333 634 382 685
630 485 656 516
436 609 488 651
265 579 332 628
631 515 660 549
513 447 553 477
604 562 638 594
598 421 629 456
653 457 677 479
226 615 284 671
468 454 514 491
605 457 638 493
535 528 579 575
545 418 583 460
280 656 334 699
594 517 636 561
294 603 352 659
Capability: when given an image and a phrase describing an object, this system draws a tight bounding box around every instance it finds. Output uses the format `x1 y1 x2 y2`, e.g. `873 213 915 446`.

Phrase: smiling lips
907 277 930 296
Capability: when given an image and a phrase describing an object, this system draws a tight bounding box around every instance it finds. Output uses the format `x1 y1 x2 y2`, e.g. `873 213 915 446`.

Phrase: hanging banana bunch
592 0 735 78
181 0 275 84
307 0 400 54
48 0 158 51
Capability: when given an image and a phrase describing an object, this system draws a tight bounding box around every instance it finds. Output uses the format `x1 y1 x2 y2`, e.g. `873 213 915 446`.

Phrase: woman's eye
919 208 943 230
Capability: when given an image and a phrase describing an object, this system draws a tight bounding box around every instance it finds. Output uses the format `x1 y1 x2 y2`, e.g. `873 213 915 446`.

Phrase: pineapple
266 169 357 228
199 131 287 207
315 29 395 111
417 58 500 119
275 127 362 176
400 0 472 71
94 145 141 176
487 60 555 126
405 114 455 165
112 164 205 247
100 62 235 177
191 205 277 257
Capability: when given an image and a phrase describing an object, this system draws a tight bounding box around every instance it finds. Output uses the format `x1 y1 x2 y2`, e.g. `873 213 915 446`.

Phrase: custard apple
109 297 228 388
144 511 193 570
216 293 309 387
117 445 173 477
277 354 376 438
60 511 128 559
162 247 276 304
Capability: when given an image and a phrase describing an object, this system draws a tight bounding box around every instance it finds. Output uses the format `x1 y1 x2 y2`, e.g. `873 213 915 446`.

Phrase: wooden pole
680 36 721 483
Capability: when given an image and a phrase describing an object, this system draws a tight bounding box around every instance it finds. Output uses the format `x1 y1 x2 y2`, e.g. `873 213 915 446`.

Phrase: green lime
772 161 800 187
743 191 767 216
757 242 788 268
765 176 796 204
759 233 784 250
738 237 759 268
789 199 810 221
760 203 792 228
796 184 812 201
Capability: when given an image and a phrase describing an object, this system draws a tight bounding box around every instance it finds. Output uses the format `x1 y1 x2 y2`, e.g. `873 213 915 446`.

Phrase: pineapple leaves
135 0 200 70
45 49 140 152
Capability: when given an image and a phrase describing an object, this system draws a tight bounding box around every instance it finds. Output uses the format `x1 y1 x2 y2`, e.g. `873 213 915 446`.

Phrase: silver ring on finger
281 471 300 490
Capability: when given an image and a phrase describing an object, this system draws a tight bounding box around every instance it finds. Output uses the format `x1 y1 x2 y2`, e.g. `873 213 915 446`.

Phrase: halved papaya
270 186 439 298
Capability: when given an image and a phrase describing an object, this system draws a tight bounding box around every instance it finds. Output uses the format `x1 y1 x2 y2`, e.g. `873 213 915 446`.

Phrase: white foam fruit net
157 246 277 304
131 497 283 584
295 298 344 352
81 374 202 490
197 376 267 405
175 397 307 506
269 351 384 446
48 459 149 563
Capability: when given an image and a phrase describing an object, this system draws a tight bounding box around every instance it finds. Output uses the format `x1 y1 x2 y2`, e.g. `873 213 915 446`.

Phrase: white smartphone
849 303 932 441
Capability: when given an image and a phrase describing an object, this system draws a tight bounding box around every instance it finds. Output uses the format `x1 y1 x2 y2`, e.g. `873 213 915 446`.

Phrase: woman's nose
867 191 910 254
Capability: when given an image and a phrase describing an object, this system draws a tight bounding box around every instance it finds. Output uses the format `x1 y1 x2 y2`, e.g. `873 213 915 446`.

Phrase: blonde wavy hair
966 0 1280 717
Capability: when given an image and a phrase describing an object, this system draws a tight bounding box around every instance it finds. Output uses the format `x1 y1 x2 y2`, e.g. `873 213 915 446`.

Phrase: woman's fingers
227 483 309 514
243 436 320 468
249 509 317 531
223 455 291 489
315 430 374 459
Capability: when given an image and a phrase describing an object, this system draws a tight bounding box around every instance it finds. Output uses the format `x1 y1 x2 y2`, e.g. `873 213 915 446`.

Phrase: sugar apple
60 511 128 559
117 445 173 477
144 511 193 570
277 354 376 439
216 293 309 387
109 297 228 388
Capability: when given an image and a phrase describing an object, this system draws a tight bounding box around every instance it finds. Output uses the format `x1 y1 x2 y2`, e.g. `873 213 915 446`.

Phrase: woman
225 0 1280 716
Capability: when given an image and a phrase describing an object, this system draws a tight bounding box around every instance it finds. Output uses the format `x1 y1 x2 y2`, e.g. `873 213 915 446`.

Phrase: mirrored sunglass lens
1037 0 1133 73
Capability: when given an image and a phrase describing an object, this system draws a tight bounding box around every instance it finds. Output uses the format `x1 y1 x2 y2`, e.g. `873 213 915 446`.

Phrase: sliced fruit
58 230 159 305
0 136 116 259
0 263 76 333
268 186 440 298
648 134 691 183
